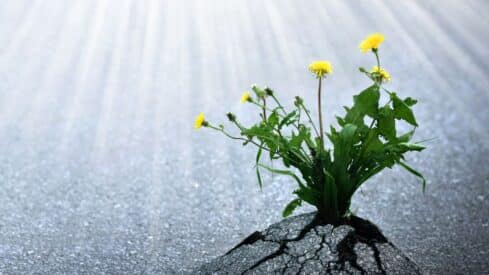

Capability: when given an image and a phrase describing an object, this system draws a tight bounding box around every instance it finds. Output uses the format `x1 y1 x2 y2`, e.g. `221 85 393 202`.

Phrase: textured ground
0 0 488 274
195 212 421 274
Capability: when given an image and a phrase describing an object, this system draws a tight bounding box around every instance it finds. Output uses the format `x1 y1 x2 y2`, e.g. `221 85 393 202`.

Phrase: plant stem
374 49 381 68
317 77 324 150
299 103 320 137
262 97 267 120
271 94 286 115
206 125 271 152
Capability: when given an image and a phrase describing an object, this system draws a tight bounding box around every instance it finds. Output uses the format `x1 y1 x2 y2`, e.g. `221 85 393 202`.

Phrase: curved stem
207 125 271 152
271 94 286 115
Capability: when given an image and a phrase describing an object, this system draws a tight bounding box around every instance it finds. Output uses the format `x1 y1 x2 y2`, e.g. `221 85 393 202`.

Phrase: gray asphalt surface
0 1 488 274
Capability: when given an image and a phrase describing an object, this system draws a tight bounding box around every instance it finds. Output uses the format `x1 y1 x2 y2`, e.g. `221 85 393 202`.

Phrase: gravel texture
0 1 488 274
195 212 421 274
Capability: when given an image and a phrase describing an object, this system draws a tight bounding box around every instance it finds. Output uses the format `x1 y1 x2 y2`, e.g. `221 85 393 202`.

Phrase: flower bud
294 96 304 107
264 87 274 96
226 112 236 122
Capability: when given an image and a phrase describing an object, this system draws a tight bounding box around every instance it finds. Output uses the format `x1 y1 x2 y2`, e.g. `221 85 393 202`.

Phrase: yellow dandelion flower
371 66 391 82
240 91 251 103
194 113 206 129
309 61 333 78
359 33 385 53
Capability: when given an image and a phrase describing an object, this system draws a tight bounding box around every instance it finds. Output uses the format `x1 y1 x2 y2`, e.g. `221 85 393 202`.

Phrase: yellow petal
359 33 385 53
308 60 333 78
240 91 251 103
194 113 205 129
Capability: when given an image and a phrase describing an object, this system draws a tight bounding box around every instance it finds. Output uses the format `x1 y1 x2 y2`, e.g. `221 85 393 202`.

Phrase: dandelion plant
195 33 426 224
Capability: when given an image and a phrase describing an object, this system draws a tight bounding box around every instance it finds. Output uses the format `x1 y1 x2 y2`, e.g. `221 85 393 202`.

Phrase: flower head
359 33 384 53
309 61 333 78
240 91 252 103
371 66 391 82
194 113 207 129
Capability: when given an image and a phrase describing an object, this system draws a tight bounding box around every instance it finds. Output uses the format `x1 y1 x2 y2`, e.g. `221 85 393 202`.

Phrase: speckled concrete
0 0 488 274
195 212 421 274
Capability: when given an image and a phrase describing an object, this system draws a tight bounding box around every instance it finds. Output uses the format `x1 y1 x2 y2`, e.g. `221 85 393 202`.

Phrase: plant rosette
195 33 426 225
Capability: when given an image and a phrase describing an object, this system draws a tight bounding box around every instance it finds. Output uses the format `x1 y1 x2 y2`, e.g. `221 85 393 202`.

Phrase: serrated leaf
279 110 297 129
392 95 418 126
344 85 380 127
353 85 380 117
404 97 418 106
282 199 302 217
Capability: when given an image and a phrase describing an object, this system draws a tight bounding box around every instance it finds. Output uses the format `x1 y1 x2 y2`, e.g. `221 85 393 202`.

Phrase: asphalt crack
195 213 421 274
240 214 321 274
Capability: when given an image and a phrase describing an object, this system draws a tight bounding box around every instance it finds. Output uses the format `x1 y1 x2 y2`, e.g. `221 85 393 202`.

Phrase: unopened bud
226 112 236 122
294 96 304 106
264 87 274 96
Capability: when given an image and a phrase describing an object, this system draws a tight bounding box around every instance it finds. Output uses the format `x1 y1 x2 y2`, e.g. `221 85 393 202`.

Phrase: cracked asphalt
0 1 488 274
196 213 420 274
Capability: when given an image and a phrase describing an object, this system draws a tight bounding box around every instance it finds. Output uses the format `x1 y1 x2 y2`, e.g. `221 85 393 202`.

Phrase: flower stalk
317 77 324 150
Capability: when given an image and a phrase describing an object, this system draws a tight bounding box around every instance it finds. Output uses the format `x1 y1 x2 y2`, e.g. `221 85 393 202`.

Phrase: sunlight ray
372 2 489 147
22 1 88 138
56 0 110 155
90 0 132 161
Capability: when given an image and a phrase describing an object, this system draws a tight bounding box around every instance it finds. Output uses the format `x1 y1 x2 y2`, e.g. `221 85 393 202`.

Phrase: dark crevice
279 251 295 274
240 214 321 274
335 215 388 274
295 228 327 274
336 230 368 274
197 213 417 274
225 231 265 255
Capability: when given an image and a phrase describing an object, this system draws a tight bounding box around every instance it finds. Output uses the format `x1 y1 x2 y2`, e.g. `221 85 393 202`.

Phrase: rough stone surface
195 213 421 274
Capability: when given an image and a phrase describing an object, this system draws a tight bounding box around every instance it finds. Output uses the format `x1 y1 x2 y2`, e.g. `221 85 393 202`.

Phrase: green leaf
258 163 306 189
333 124 357 164
397 130 415 142
294 187 319 205
267 111 279 127
392 94 418 126
282 199 302 217
404 97 418 106
356 85 380 116
377 106 396 141
255 144 264 190
364 134 384 154
398 142 426 151
242 124 270 138
330 123 357 193
398 161 426 192
336 116 346 126
279 110 297 129
343 85 380 128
